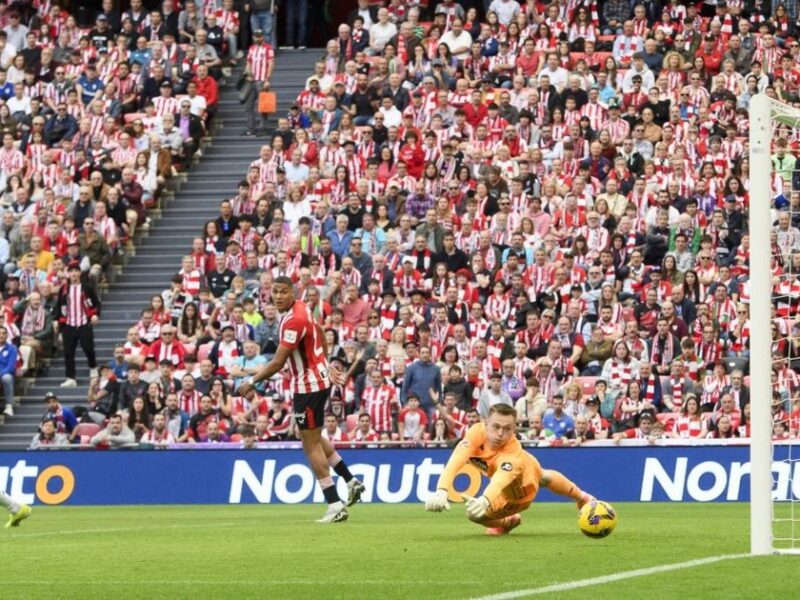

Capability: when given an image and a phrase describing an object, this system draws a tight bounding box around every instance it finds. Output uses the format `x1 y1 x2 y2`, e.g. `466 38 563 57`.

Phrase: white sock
0 490 20 514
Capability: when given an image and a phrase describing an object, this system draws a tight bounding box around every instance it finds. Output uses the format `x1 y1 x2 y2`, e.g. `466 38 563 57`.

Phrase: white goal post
749 94 800 556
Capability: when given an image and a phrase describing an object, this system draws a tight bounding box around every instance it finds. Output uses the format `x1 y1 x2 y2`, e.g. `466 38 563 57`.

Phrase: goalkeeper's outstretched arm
425 438 473 512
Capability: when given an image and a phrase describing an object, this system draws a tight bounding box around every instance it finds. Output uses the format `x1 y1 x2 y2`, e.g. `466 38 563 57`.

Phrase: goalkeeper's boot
486 514 521 536
346 478 366 507
576 492 596 511
316 501 348 524
5 504 31 528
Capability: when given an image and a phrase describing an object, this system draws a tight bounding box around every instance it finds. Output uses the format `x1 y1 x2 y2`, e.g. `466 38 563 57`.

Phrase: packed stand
36 0 800 450
0 0 226 429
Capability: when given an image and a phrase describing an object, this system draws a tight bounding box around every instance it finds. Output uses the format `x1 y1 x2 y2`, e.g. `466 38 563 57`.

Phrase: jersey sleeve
483 450 526 507
278 316 304 351
435 424 484 492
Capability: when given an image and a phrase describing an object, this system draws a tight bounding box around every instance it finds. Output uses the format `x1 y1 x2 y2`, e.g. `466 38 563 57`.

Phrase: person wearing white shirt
283 149 310 184
439 19 473 60
3 14 28 53
184 82 208 117
0 37 16 70
6 83 31 116
537 54 568 92
488 0 521 26
368 8 397 56
378 95 402 128
621 54 655 93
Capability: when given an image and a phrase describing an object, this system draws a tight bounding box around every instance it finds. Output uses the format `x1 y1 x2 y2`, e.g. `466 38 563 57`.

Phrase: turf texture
1 503 796 599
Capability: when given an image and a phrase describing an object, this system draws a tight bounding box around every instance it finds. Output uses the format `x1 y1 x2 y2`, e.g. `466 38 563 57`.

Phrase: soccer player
1 491 31 528
237 277 365 523
425 404 593 535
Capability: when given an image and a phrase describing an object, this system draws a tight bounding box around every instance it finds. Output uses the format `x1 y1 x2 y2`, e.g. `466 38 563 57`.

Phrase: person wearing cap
42 392 79 441
54 260 101 388
697 33 724 74
242 26 274 136
76 62 105 106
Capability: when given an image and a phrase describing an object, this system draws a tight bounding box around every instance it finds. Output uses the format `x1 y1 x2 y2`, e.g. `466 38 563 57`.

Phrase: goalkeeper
425 404 592 535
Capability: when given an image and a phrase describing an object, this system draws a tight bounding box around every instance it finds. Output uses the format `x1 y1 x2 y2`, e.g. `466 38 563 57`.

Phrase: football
578 500 617 539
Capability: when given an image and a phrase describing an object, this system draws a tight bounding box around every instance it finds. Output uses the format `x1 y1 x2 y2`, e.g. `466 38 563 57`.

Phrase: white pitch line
0 521 241 540
470 554 752 600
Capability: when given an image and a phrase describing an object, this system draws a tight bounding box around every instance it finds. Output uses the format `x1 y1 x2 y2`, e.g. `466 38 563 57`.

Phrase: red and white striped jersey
279 300 331 394
363 383 397 432
0 147 24 173
246 41 275 81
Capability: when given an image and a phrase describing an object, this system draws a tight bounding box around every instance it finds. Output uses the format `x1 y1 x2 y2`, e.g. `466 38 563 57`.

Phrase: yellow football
578 500 617 539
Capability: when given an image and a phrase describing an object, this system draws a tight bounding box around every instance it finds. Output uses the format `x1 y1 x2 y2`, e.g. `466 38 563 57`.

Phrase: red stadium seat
124 112 146 124
229 433 242 442
197 343 212 362
345 414 358 433
74 423 102 439
573 376 597 396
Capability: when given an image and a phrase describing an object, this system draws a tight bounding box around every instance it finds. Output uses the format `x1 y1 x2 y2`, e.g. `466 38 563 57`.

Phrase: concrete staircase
0 51 316 449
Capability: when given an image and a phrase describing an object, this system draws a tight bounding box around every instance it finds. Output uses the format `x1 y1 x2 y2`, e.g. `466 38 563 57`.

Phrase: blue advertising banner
1 446 798 506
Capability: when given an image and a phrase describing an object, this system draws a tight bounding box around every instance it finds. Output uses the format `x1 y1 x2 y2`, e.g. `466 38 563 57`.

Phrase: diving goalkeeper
425 404 592 535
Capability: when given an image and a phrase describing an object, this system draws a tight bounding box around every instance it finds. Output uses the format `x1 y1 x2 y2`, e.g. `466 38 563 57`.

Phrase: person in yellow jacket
425 404 593 535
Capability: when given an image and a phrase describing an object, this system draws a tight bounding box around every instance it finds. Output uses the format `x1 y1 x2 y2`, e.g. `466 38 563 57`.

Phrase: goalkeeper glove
463 495 491 520
425 489 450 512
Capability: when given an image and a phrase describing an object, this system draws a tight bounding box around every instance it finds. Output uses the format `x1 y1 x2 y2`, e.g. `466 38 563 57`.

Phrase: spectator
0 327 16 418
90 413 136 448
54 261 100 388
242 29 274 137
30 418 69 449
477 371 513 420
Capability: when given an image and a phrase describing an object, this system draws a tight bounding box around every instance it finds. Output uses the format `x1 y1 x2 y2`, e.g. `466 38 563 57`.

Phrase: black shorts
292 388 330 430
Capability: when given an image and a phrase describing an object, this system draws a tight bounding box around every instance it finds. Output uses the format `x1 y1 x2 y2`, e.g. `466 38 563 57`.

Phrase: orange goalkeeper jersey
436 423 542 508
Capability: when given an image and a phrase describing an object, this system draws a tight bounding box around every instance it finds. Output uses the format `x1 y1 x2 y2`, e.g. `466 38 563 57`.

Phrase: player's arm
425 438 473 512
242 345 291 389
236 320 299 396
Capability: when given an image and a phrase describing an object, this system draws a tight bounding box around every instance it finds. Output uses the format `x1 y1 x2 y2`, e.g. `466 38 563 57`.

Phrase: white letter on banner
727 461 749 501
376 463 415 503
686 461 727 501
274 464 314 504
772 461 791 501
640 457 686 501
416 457 445 502
792 463 800 501
9 460 37 504
229 460 275 504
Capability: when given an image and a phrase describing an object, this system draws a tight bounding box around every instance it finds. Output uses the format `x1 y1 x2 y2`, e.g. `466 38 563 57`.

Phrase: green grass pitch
1 503 796 599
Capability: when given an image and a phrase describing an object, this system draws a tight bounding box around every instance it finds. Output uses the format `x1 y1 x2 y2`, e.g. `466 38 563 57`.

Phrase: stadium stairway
0 51 317 450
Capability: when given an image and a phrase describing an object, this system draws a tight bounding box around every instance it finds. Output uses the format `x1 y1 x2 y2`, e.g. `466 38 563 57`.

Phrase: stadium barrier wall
1 445 798 505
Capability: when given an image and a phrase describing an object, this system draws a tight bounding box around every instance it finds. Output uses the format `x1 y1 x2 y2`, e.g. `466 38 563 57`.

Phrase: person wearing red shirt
193 64 219 120
515 38 542 79
696 34 724 75
398 131 425 180
463 89 488 129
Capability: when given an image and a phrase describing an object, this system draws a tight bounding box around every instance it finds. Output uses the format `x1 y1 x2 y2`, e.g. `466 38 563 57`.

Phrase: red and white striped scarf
610 358 633 389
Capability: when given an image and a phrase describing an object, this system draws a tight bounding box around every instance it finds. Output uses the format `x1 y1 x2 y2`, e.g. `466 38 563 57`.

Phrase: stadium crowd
0 0 235 428
27 0 800 450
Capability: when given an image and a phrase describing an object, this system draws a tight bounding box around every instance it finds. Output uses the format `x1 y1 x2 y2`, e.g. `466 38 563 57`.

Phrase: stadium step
0 52 318 449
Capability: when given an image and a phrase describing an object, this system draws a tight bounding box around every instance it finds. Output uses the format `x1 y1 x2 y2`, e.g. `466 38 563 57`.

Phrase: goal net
749 95 800 555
